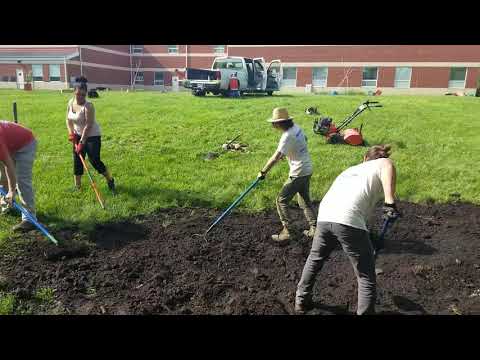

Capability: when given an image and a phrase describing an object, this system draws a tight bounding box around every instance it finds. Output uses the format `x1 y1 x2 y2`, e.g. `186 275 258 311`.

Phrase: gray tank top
67 98 101 137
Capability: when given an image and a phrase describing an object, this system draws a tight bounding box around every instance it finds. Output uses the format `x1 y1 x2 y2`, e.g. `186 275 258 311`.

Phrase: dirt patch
0 201 479 315
91 222 148 250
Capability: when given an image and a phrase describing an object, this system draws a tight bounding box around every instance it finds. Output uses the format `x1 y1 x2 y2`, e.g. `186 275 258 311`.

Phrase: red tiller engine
312 100 382 146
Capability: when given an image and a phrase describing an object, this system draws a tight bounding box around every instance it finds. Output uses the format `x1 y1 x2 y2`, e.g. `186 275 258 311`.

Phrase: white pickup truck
182 56 283 96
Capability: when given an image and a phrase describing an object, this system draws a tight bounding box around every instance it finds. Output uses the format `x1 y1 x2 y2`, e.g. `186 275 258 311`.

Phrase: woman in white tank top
66 79 116 193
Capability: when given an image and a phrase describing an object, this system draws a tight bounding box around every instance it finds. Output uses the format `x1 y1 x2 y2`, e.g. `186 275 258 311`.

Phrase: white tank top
317 158 387 231
67 99 101 137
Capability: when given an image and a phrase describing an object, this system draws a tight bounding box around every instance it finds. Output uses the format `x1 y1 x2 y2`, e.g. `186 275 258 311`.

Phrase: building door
172 76 179 91
16 69 24 89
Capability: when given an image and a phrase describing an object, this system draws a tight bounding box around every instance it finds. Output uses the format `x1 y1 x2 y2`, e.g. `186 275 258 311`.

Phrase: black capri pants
73 135 107 176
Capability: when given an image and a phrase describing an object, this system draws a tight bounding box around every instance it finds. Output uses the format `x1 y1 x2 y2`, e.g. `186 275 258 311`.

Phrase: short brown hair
365 144 392 161
273 119 294 131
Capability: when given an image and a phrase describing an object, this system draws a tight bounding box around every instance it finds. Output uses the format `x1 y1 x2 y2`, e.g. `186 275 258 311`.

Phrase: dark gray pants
296 221 376 315
276 175 316 229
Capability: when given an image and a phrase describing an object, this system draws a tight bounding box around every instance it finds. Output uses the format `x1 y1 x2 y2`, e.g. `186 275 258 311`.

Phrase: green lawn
0 89 479 243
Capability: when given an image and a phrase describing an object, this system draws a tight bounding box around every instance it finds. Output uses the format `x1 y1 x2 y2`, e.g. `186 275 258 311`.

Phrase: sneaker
271 227 291 242
107 178 116 195
12 220 36 232
1 201 14 215
303 225 316 238
294 296 313 314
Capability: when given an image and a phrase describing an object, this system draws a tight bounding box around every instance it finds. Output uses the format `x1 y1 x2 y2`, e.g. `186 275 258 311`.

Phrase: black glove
382 202 400 221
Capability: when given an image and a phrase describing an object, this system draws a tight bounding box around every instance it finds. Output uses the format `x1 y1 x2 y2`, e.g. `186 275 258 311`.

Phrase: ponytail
365 144 392 161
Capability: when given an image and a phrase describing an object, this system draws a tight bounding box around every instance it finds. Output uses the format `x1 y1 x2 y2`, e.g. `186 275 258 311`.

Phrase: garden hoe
195 177 263 241
0 187 58 246
77 153 106 209
72 137 106 210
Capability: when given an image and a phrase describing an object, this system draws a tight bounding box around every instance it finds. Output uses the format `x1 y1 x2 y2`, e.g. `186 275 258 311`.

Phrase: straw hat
267 107 293 123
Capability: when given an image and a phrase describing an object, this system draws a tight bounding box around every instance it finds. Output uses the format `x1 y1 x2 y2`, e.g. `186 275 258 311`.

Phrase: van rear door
253 57 267 90
266 60 282 90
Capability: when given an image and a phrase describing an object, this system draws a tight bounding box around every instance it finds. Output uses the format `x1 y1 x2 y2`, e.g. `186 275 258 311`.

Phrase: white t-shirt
276 124 313 177
317 158 388 231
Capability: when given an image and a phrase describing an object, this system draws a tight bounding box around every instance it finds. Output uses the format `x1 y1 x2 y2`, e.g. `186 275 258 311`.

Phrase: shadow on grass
34 185 217 233
116 185 216 209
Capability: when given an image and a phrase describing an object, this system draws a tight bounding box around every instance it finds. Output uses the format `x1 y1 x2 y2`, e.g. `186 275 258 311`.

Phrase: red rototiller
312 100 382 146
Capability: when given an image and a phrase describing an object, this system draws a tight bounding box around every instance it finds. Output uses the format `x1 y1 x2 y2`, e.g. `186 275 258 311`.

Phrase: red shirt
229 78 239 91
0 121 35 162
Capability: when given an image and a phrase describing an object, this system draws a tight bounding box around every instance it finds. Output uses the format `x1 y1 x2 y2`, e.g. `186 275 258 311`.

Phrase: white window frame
362 67 378 88
154 71 164 86
448 67 467 89
32 64 43 81
135 71 144 84
49 64 61 82
213 45 225 54
312 67 328 88
168 45 178 54
282 67 297 87
394 67 412 88
132 45 143 54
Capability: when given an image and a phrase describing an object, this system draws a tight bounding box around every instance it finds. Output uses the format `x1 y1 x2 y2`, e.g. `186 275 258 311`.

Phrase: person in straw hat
258 107 316 242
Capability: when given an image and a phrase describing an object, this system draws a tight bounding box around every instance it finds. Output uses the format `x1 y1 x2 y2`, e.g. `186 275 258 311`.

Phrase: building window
135 71 144 84
362 67 378 87
394 67 412 88
154 72 164 86
312 67 328 88
449 67 467 88
213 45 225 54
49 64 61 81
32 64 43 81
132 45 143 54
168 45 178 54
282 67 297 87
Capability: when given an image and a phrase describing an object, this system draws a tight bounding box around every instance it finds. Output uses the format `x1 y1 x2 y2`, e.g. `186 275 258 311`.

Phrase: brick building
0 45 479 94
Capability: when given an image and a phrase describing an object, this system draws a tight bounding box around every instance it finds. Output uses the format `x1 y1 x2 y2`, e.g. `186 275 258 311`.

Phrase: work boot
271 227 291 242
107 178 116 195
303 225 316 238
12 220 36 232
295 296 313 314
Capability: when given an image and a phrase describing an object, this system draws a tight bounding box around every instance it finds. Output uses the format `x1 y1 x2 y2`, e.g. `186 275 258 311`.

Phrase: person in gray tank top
295 145 401 315
66 78 116 194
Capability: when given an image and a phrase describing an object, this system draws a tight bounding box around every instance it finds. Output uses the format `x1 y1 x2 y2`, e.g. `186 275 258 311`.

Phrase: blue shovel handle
206 177 262 234
0 188 58 245
374 216 398 256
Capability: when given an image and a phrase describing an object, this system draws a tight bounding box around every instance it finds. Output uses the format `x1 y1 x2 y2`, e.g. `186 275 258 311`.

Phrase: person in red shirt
229 72 240 98
0 120 38 231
